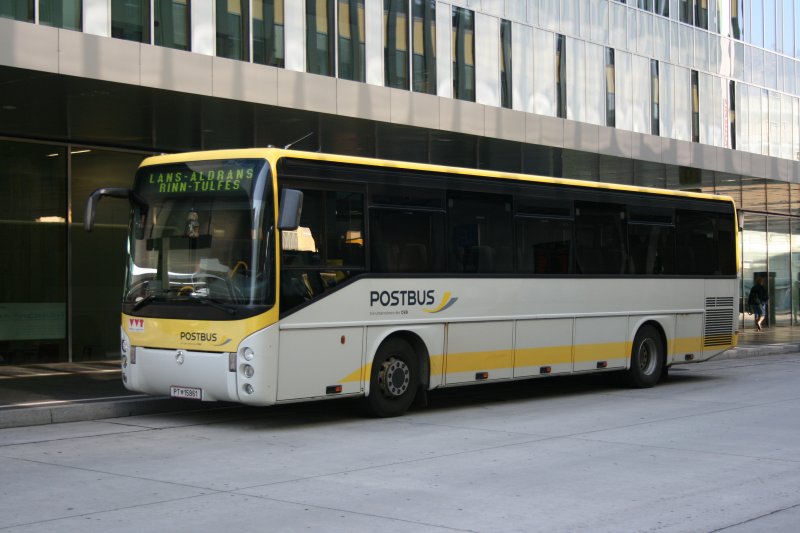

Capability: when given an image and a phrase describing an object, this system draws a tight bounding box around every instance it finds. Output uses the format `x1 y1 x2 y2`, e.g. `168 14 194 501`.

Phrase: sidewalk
1 326 799 429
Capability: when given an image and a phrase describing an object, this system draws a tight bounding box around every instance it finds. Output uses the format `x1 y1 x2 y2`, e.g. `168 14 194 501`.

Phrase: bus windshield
124 158 273 313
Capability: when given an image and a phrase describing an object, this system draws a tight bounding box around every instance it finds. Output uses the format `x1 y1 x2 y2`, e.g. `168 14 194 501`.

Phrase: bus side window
447 192 513 273
676 210 718 275
574 202 627 275
369 208 445 273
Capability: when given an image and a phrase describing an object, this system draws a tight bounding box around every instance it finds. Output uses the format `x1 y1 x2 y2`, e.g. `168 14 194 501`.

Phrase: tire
365 338 419 417
625 325 664 388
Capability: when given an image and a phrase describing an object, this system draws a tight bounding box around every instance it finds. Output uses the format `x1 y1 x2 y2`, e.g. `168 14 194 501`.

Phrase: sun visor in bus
278 188 303 231
146 235 212 251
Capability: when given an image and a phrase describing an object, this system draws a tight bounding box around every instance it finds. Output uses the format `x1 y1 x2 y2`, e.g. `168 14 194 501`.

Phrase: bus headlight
122 356 128 369
243 384 254 395
242 364 255 378
241 347 254 361
121 338 129 355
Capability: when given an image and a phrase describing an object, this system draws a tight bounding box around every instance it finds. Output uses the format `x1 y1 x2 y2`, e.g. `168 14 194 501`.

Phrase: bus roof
140 147 736 207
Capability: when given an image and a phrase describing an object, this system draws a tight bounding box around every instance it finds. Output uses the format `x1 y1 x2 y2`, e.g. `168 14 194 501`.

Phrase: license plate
170 386 202 400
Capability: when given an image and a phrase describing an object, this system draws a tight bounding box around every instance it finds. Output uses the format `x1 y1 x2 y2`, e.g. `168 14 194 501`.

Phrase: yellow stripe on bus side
514 346 573 367
573 342 630 362
337 336 731 384
445 349 514 373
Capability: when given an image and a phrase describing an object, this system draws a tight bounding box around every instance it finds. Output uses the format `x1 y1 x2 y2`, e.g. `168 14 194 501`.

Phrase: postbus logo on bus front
368 290 458 314
128 318 144 332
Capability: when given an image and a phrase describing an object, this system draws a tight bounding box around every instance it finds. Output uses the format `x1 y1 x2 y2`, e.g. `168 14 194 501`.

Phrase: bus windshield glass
124 158 273 311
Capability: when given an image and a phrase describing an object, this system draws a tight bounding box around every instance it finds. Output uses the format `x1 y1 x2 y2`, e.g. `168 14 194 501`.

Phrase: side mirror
84 187 132 232
277 189 303 230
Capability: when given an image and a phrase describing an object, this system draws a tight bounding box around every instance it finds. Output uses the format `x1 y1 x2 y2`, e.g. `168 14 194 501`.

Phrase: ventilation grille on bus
704 297 734 347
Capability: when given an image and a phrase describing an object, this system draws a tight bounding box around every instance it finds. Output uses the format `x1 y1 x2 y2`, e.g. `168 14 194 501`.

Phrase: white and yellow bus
85 148 739 416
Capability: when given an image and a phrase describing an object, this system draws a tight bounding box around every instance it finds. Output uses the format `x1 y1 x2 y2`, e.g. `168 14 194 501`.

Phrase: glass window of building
792 220 800 324
651 59 660 136
71 149 147 362
306 0 334 75
154 0 190 50
112 0 150 43
782 1 794 54
384 0 409 89
729 81 737 149
679 0 692 25
731 0 744 39
752 0 764 47
338 0 366 81
691 69 699 142
694 0 708 30
412 0 436 94
556 34 567 119
452 7 475 102
217 0 249 60
637 0 653 10
254 0 285 67
655 0 669 17
0 141 68 364
764 0 776 51
605 47 616 127
39 0 81 30
0 0 32 22
500 19 512 109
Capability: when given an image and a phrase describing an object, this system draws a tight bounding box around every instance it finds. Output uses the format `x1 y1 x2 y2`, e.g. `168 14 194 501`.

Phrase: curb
714 343 800 361
0 397 209 430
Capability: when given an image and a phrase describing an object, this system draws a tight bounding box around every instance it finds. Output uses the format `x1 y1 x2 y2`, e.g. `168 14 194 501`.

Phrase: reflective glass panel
0 0 32 22
742 215 767 328
500 19 512 109
412 0 436 94
254 0 285 67
791 219 800 324
155 0 190 50
112 0 150 43
768 217 791 326
0 141 67 364
217 0 249 60
39 0 81 30
452 7 475 102
71 149 146 361
306 0 334 75
384 0 409 89
339 0 366 81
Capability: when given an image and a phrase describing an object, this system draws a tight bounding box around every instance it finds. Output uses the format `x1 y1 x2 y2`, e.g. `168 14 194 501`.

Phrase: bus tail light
326 385 343 394
597 361 608 369
540 366 552 374
476 372 489 380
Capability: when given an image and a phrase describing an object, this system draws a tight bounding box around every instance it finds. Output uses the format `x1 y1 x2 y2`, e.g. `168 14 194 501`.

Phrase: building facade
0 0 798 365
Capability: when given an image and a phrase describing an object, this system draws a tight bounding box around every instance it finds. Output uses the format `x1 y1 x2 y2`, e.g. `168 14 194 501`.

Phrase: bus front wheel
365 338 419 417
625 325 664 388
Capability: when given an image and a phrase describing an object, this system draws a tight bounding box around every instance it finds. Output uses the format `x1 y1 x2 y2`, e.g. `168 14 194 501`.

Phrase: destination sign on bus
135 160 264 196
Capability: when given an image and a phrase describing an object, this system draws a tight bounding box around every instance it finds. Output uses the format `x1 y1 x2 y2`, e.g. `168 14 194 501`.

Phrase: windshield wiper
194 297 237 316
131 289 238 315
131 289 179 310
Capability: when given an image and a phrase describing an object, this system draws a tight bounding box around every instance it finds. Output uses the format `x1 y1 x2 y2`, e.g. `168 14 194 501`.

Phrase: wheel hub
638 338 658 375
380 357 410 398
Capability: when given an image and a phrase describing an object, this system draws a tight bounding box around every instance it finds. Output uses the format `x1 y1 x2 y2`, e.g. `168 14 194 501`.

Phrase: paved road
1 354 799 532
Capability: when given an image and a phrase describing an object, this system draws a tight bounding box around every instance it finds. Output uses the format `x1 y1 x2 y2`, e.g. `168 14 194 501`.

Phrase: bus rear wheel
625 325 664 388
365 338 419 417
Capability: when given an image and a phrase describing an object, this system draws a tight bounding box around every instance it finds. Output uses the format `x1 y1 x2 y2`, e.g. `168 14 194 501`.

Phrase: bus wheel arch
364 331 428 417
625 322 666 388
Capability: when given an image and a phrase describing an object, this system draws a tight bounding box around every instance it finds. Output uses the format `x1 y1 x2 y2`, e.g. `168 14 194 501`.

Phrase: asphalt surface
0 352 799 532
